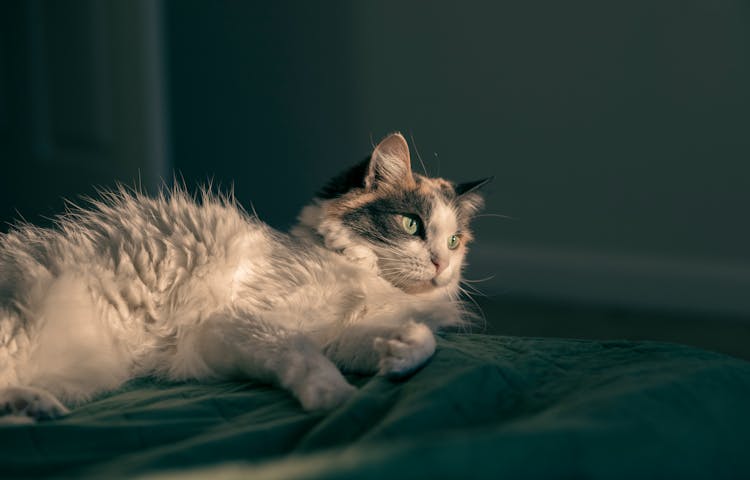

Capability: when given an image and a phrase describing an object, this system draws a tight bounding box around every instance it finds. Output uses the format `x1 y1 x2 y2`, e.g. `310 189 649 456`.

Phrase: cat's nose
431 257 447 276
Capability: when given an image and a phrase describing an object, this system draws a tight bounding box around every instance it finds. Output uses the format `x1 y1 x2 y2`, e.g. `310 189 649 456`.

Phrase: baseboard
465 244 750 317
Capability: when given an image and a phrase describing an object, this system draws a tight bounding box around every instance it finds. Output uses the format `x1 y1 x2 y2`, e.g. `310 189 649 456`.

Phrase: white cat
0 133 489 420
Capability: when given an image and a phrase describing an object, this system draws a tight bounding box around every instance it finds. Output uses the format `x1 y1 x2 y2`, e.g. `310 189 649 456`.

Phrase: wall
0 0 169 227
349 1 750 315
2 1 749 316
164 0 363 230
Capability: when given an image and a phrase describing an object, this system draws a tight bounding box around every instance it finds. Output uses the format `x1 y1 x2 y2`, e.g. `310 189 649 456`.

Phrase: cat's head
293 133 490 296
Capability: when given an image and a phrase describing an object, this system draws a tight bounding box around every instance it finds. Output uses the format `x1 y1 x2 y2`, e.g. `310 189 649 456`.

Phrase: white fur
426 199 461 286
0 184 468 419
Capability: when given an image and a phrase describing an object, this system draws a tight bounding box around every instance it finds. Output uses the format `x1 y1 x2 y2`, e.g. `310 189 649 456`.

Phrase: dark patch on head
317 158 370 199
439 183 457 200
342 189 435 245
414 174 457 203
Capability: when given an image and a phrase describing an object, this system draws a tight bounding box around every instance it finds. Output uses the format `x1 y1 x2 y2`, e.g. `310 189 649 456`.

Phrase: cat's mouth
377 260 453 294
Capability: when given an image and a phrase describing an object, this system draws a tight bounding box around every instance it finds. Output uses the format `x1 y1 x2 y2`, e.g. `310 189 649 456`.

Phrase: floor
473 295 750 361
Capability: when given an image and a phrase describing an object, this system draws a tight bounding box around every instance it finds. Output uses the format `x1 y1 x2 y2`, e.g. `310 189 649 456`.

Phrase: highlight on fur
0 133 490 420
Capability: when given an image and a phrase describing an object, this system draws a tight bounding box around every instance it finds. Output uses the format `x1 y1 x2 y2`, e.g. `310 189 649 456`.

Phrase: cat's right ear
455 176 493 218
365 133 416 191
455 177 493 196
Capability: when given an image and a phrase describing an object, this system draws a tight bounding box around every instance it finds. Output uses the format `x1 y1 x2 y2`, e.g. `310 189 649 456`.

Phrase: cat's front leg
373 321 436 378
192 314 356 411
276 333 357 411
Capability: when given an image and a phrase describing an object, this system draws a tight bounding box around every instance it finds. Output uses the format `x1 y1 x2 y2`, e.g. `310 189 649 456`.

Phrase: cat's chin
431 274 454 288
401 282 434 294
399 277 452 295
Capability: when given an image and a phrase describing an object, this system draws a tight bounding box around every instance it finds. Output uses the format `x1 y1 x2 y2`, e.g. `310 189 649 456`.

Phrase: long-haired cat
0 133 489 421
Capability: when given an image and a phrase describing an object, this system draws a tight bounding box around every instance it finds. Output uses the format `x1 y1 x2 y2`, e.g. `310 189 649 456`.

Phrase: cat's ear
455 177 493 196
455 176 493 217
365 133 415 191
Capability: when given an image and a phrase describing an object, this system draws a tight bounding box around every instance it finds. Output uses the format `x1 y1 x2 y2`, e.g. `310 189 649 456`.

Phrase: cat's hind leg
14 273 133 411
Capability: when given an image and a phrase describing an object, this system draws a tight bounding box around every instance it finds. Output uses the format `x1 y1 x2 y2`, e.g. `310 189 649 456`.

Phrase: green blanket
2 334 749 479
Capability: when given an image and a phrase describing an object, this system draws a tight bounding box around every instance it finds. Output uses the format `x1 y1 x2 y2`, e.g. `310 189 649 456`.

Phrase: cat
0 133 489 421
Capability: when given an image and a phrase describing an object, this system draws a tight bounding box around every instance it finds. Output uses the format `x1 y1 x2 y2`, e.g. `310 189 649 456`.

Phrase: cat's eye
401 215 419 235
447 234 461 250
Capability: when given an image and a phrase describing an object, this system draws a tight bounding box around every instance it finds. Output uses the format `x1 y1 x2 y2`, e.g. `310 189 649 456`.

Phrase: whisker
456 284 487 331
462 275 495 284
460 281 486 297
474 213 517 220
409 132 429 176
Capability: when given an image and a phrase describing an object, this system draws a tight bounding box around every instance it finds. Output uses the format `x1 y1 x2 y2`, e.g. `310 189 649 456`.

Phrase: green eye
447 234 461 250
401 215 419 235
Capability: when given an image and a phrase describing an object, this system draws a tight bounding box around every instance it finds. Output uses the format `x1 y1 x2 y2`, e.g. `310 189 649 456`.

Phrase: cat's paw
293 363 357 412
0 386 69 421
374 321 436 378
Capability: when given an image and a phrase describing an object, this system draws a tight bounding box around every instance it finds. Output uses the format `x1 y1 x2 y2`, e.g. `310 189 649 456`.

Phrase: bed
1 333 749 479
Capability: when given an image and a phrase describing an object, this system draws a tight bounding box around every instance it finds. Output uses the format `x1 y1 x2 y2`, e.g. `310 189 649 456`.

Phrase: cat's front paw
374 321 436 378
292 362 357 412
0 386 69 422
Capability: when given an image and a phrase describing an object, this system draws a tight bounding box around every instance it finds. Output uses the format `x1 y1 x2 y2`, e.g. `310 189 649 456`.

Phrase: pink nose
431 258 446 276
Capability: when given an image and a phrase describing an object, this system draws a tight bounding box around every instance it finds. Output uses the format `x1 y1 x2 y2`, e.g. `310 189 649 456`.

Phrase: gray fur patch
342 190 437 245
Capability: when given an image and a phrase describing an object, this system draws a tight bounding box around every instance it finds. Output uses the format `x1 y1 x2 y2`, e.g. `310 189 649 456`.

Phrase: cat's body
0 133 487 420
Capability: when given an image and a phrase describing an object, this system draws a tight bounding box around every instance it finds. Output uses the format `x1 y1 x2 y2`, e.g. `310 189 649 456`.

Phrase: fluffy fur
0 133 488 420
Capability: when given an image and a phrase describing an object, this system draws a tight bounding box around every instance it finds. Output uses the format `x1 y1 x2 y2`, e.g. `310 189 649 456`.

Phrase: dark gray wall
165 0 363 230
342 1 750 313
164 1 750 313
0 0 168 228
353 1 750 264
2 0 749 314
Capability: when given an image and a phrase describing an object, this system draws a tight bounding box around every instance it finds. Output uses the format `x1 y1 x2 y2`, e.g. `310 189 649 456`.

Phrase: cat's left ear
455 176 493 217
365 133 416 191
